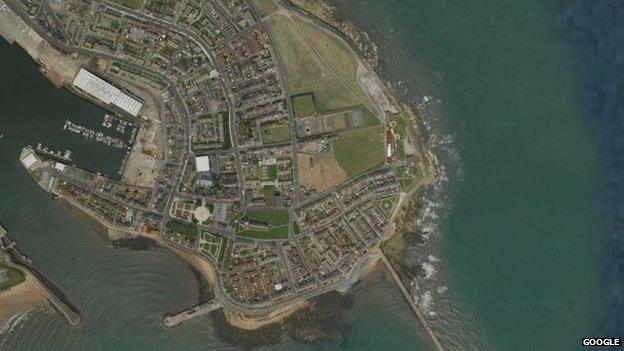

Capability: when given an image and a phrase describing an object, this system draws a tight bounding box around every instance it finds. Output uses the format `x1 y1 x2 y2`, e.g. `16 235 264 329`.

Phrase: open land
333 125 385 179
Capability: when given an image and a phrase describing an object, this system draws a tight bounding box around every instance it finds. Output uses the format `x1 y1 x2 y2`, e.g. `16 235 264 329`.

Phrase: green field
166 220 198 240
110 0 142 9
260 185 278 206
220 112 231 149
237 121 252 138
0 264 25 291
292 93 316 117
266 14 378 116
250 0 278 16
396 164 423 192
333 126 385 178
267 164 278 181
389 113 409 159
201 232 225 262
237 209 290 239
261 123 291 144
377 197 396 217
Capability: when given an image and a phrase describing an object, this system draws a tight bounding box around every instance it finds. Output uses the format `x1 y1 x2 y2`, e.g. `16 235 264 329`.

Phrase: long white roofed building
73 69 143 116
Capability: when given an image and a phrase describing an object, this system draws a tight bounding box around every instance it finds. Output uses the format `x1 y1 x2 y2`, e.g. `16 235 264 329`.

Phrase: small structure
0 223 7 237
0 268 8 284
73 69 143 116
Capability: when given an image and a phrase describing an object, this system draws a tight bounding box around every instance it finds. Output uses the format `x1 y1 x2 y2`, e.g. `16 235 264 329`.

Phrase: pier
381 253 445 351
0 223 82 326
163 299 221 328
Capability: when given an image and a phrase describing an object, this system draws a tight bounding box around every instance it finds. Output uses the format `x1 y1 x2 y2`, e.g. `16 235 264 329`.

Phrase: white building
195 156 211 173
73 69 143 116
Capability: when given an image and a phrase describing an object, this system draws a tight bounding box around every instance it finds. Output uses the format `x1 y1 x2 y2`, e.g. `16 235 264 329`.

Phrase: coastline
0 266 49 329
3 0 440 345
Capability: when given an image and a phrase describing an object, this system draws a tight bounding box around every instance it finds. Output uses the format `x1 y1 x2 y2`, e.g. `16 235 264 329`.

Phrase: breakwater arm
0 225 81 326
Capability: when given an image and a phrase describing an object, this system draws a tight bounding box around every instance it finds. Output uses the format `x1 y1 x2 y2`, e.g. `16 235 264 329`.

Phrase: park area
261 123 291 144
332 126 385 179
265 13 379 117
292 93 316 117
200 232 225 263
237 209 290 239
166 220 199 240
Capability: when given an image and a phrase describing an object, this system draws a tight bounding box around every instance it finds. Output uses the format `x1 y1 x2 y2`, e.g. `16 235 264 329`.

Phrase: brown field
297 152 346 192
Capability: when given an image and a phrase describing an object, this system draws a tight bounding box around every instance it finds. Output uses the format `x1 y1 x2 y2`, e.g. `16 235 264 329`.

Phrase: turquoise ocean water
1 0 620 349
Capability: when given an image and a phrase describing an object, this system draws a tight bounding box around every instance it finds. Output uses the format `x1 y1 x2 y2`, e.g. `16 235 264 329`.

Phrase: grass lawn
110 0 142 9
220 112 231 149
201 232 225 262
333 125 385 179
267 164 278 181
389 113 409 159
260 185 278 206
250 0 278 16
237 121 252 138
292 93 316 117
0 264 25 291
265 14 377 116
166 220 198 240
261 123 291 144
377 197 396 217
396 164 423 192
237 209 290 239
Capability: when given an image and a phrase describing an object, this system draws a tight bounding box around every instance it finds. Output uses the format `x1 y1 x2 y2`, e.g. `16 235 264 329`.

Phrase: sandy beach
0 270 49 328
225 299 310 330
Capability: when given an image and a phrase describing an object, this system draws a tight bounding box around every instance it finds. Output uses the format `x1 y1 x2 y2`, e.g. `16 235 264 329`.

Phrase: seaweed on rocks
111 236 158 251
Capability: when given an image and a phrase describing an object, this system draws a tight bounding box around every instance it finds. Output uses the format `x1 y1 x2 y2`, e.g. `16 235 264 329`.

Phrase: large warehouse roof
73 69 143 116
196 156 211 173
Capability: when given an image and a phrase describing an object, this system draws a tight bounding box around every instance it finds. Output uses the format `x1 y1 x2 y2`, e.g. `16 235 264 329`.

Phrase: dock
0 223 82 326
163 299 221 328
381 253 445 351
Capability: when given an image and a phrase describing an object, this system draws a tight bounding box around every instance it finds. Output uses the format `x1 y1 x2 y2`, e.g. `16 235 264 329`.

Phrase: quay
381 253 445 351
163 299 221 328
0 223 82 326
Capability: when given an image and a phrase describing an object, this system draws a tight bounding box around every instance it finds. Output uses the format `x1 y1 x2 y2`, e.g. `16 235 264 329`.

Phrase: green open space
265 13 378 116
267 164 278 181
110 0 142 9
166 220 199 240
291 93 316 117
376 197 396 217
220 112 231 149
396 164 423 192
237 121 252 138
201 231 225 262
389 113 409 159
260 185 278 206
250 0 278 16
0 264 25 291
261 123 291 144
237 209 290 239
332 126 385 179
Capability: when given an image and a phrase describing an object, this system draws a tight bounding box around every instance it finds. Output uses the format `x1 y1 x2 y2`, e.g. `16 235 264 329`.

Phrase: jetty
381 253 445 351
0 223 82 326
163 299 221 328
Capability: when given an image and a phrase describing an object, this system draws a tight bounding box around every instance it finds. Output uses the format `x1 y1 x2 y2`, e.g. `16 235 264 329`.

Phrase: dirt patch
297 152 346 192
